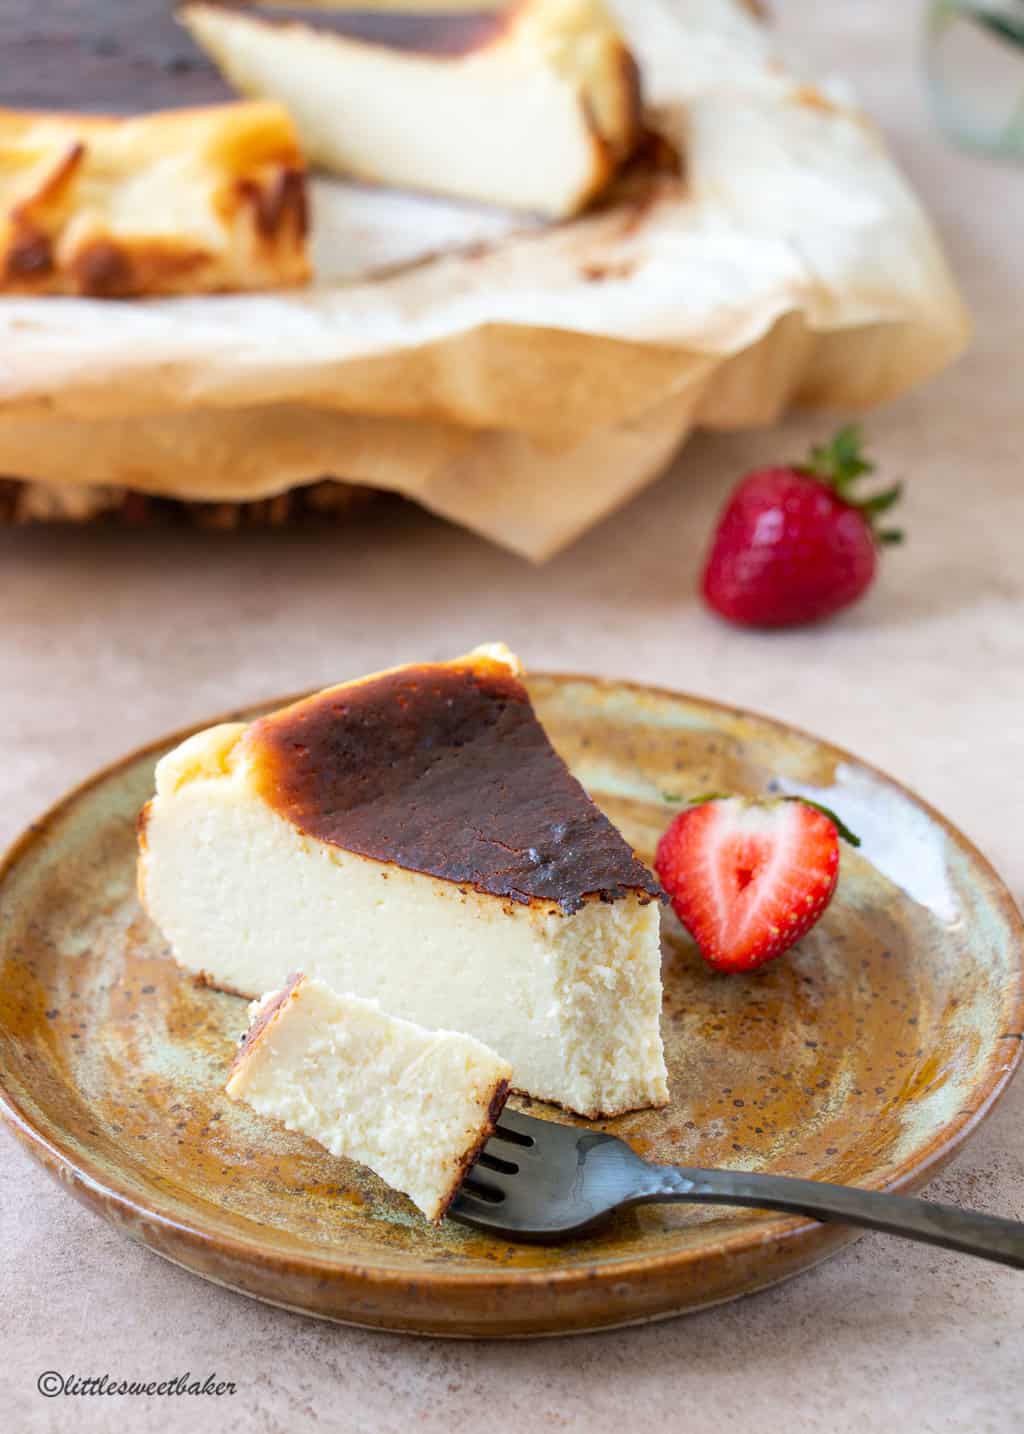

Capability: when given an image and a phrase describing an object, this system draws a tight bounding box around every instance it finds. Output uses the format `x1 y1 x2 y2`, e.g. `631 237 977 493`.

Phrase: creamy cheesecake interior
138 644 669 1118
227 975 511 1221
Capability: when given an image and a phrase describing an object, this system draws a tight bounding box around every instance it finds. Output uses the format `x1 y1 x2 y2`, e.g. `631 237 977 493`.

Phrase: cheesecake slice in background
0 103 309 297
179 0 642 216
138 643 669 1117
227 975 511 1221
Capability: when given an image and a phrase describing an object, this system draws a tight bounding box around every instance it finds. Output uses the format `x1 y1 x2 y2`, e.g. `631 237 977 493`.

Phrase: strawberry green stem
800 424 904 546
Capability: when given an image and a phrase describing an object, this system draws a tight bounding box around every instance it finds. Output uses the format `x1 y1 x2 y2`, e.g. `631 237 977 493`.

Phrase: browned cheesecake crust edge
436 1076 511 1223
227 971 304 1081
0 103 310 298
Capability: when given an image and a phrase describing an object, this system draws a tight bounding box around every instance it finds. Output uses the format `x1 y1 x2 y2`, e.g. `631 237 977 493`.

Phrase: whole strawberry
702 426 902 627
655 795 859 973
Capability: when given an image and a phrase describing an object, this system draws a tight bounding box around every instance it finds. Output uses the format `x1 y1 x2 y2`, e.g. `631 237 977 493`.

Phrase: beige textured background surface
2 3 1022 1430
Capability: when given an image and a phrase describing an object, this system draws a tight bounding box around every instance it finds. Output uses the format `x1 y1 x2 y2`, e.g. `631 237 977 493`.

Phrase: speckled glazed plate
1 675 1021 1338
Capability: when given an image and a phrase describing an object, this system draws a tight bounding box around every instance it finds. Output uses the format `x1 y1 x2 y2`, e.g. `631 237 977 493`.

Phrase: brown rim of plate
0 674 1021 1311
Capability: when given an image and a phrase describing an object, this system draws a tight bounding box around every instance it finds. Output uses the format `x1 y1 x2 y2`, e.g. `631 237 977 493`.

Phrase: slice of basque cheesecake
227 975 511 1222
0 102 310 297
179 0 642 217
137 643 669 1117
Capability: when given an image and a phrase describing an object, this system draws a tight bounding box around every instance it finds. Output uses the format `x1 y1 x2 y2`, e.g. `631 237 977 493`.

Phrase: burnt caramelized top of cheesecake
247 658 663 914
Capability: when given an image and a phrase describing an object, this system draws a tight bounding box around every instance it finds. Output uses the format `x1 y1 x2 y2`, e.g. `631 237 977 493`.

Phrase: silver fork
448 1109 1024 1267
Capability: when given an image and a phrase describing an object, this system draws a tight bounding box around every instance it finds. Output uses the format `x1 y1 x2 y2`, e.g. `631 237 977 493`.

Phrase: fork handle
636 1166 1024 1269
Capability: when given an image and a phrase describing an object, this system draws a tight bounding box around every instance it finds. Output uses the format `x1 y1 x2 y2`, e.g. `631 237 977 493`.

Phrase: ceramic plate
1 675 1021 1337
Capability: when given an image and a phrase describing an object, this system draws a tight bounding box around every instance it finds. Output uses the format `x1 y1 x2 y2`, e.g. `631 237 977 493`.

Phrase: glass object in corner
925 1 1024 159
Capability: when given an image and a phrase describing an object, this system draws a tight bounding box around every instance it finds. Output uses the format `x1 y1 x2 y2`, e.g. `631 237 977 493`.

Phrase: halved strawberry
655 797 854 972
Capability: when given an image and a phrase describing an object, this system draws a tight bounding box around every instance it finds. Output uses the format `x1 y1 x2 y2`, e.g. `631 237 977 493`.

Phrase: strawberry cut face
655 798 841 972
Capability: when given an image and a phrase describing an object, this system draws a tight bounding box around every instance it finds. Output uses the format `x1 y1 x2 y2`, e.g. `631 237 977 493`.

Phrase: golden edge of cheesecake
0 101 310 297
180 1 642 217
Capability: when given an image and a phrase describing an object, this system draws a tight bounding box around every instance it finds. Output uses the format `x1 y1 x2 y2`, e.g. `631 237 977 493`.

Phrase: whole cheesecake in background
138 643 669 1117
227 975 512 1222
180 0 642 216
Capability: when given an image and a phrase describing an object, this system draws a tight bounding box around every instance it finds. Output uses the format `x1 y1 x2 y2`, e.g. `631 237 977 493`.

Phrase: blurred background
2 3 1022 1431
